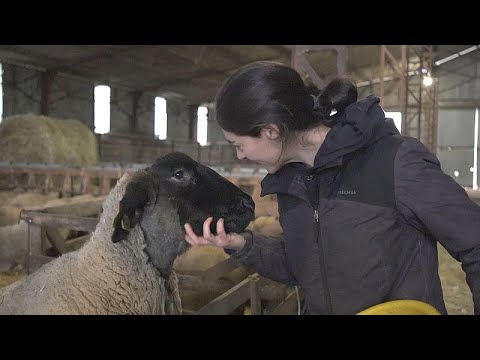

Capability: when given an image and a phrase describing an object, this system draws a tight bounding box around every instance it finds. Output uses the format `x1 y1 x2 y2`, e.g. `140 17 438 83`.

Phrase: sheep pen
0 152 255 315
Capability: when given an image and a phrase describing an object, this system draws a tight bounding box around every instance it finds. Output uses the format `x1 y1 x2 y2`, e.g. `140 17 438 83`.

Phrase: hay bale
0 113 98 166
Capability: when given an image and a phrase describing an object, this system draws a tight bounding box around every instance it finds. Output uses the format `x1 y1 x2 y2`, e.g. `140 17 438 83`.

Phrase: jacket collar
260 156 343 198
260 95 399 198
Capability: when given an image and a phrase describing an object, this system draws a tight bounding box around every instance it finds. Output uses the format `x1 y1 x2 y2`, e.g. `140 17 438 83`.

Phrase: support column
41 71 56 115
131 91 142 133
290 45 349 89
378 45 436 152
188 104 199 142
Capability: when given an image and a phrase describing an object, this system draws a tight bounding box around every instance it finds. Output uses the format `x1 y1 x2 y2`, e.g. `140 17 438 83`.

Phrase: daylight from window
385 111 402 133
154 97 167 140
0 62 3 123
94 85 111 134
473 108 479 190
197 106 208 146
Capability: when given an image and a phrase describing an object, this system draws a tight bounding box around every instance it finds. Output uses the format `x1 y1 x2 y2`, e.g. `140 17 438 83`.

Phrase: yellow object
356 300 441 315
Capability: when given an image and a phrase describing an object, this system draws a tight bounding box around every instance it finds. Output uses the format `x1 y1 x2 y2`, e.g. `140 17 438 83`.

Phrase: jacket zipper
315 207 333 314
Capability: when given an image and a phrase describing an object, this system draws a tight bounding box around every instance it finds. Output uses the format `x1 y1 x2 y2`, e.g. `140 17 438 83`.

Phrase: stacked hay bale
0 113 98 166
0 114 99 272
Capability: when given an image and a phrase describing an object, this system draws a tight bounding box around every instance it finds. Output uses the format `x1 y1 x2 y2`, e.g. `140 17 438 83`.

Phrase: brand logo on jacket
337 190 357 195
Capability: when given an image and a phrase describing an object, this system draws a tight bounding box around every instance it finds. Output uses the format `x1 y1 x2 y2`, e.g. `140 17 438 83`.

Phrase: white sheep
0 152 255 315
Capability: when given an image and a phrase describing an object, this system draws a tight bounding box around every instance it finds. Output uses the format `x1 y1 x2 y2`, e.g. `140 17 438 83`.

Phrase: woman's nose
236 149 246 160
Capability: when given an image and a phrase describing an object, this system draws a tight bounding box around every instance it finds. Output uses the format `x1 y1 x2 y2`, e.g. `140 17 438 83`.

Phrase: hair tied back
310 94 320 111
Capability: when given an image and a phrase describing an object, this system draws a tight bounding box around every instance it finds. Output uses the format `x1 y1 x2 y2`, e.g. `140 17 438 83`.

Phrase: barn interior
0 45 479 315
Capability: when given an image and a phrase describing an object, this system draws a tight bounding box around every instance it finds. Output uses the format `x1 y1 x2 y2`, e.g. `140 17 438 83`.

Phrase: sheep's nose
240 198 255 213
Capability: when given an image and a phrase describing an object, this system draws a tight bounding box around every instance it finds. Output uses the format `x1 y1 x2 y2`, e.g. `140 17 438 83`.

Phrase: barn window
0 62 3 123
154 96 167 140
474 108 479 190
197 106 208 146
94 85 111 134
385 111 402 133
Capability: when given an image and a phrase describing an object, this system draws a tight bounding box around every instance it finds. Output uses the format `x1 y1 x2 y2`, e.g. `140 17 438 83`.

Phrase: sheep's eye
174 170 184 179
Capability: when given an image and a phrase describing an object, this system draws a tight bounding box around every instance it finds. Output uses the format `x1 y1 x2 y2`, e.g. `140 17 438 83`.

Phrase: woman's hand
184 217 246 251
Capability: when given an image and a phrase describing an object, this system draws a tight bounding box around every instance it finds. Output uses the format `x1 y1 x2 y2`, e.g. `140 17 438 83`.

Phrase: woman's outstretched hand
184 217 246 251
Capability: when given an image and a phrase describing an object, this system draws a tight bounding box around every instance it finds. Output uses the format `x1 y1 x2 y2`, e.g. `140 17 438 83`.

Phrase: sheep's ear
111 173 156 243
112 204 145 243
112 211 130 243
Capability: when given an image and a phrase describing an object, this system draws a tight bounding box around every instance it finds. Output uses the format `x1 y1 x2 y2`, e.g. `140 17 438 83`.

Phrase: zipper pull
314 209 319 222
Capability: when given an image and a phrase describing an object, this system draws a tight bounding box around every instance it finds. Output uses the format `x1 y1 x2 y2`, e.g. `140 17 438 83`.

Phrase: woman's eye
174 170 184 179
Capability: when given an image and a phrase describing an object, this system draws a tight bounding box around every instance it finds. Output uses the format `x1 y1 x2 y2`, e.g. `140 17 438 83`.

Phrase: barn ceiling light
422 75 433 87
435 45 480 66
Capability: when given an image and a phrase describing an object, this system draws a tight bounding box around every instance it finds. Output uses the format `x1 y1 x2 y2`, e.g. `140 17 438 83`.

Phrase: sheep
0 152 255 315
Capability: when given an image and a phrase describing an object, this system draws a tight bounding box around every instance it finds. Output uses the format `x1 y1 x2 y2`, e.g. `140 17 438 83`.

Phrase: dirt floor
438 244 474 315
0 245 474 315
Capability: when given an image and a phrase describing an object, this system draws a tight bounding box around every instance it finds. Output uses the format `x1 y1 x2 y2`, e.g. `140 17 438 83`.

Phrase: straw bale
0 114 98 166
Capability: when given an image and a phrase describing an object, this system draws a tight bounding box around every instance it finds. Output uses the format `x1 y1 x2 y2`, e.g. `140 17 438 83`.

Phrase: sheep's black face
152 152 255 236
112 152 255 243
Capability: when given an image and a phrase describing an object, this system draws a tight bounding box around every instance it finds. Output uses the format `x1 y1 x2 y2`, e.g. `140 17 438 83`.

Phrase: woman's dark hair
215 61 358 140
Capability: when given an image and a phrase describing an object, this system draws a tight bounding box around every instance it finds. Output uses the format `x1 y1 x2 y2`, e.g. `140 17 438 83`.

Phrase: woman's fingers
184 223 198 244
184 218 215 246
184 223 208 245
215 218 229 247
216 218 226 236
184 217 231 248
203 216 213 239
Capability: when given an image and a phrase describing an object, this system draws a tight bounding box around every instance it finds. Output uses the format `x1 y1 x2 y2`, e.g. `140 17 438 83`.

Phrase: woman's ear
262 124 280 140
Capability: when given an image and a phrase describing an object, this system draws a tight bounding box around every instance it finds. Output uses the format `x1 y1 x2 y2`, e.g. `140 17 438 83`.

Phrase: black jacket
231 95 480 315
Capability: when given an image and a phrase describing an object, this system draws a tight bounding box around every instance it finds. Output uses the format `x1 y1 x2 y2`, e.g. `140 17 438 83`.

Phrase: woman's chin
255 160 283 174
265 165 280 174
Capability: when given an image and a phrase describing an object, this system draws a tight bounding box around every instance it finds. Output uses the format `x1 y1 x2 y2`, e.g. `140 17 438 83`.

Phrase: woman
184 61 480 315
